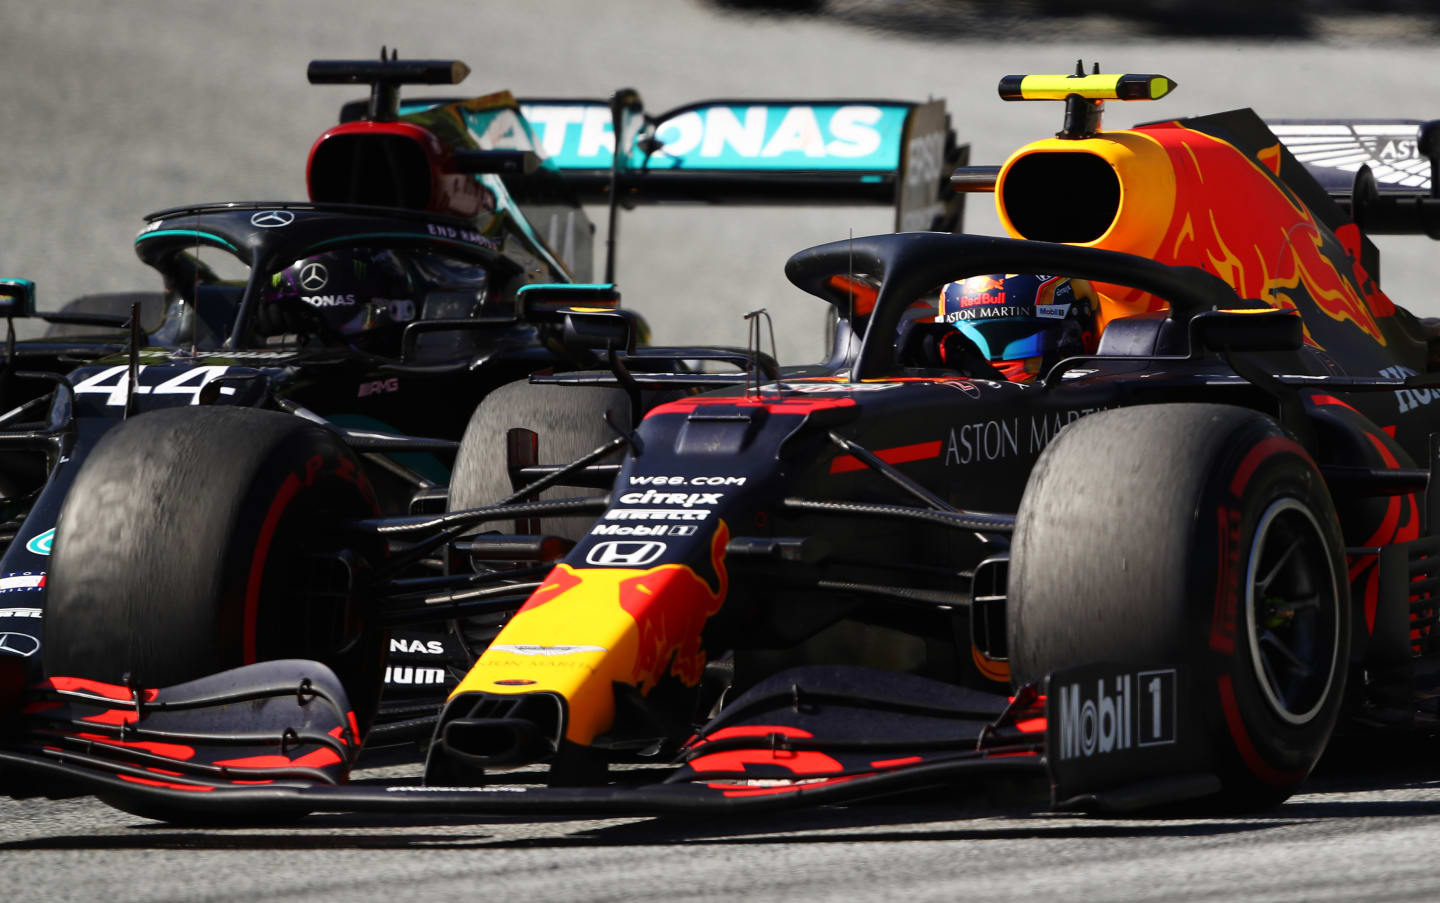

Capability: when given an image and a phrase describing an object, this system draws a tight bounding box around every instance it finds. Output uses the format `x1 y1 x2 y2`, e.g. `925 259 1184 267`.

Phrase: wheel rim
1244 498 1341 725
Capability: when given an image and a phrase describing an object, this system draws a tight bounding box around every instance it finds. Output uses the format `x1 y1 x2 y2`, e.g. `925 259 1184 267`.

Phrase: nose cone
447 521 731 750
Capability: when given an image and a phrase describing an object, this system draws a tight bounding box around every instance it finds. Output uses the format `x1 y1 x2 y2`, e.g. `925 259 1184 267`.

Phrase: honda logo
250 209 295 228
299 262 329 291
585 540 667 567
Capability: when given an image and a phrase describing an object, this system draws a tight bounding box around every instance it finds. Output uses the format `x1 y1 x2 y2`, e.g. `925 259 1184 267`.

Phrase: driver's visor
952 319 1058 362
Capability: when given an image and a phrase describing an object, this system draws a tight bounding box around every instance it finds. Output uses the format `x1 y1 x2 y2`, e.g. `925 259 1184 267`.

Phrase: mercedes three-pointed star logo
0 632 39 657
250 209 295 228
299 262 330 291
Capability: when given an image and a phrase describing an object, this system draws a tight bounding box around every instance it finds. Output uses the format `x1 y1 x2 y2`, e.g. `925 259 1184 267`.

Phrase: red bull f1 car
4 65 1440 822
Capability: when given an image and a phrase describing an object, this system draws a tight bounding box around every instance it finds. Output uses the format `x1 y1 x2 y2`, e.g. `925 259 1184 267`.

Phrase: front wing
0 659 1216 820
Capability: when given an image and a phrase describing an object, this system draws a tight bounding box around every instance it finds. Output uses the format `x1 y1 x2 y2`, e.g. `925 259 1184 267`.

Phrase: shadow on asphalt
0 790 1298 852
7 730 1440 851
0 814 1299 852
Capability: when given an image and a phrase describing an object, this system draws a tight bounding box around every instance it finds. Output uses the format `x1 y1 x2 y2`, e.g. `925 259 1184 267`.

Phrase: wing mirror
516 283 620 318
0 279 36 318
1192 308 1302 353
562 309 638 355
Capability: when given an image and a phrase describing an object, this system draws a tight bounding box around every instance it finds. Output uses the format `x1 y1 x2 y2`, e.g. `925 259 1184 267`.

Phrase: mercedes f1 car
5 65 1440 822
0 53 963 740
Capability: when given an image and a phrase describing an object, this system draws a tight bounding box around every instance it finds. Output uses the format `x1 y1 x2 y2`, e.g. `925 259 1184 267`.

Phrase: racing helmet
936 274 1100 382
258 249 420 350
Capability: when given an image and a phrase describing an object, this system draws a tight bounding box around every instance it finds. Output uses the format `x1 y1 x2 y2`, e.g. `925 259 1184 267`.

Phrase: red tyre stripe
1217 673 1307 788
1229 436 1314 498
242 473 302 664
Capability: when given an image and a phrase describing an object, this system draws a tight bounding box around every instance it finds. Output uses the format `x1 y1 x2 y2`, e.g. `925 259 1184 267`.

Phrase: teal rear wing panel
526 98 911 172
358 96 968 232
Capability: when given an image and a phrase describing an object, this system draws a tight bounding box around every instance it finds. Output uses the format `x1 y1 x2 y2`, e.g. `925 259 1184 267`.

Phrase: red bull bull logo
617 522 729 691
1140 122 1388 347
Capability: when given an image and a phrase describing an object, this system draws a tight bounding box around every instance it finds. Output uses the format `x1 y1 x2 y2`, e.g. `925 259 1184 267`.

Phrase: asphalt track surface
7 2 1440 900
8 744 1440 903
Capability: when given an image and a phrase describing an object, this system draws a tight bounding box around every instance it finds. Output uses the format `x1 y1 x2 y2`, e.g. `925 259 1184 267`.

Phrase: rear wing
341 94 968 233
1268 119 1432 194
1267 118 1440 238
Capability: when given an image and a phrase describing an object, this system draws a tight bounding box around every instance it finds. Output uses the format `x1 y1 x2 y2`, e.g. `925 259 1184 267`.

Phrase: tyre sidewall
1194 425 1349 791
222 429 380 663
214 424 386 728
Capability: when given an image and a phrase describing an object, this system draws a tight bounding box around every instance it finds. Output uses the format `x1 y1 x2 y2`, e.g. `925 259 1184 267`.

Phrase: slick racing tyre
46 406 386 728
1008 404 1348 807
449 379 642 543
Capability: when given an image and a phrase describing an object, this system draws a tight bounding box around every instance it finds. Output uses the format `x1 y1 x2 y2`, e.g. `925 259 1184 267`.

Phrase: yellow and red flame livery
451 522 730 745
994 115 1398 350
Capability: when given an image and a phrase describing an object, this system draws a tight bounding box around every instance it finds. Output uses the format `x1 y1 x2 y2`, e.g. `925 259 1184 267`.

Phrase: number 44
71 365 234 406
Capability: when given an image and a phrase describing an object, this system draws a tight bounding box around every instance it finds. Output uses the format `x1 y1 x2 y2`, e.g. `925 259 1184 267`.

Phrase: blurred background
2 0 1437 364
